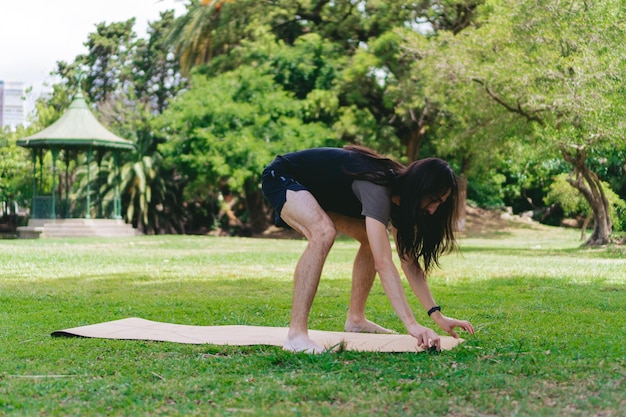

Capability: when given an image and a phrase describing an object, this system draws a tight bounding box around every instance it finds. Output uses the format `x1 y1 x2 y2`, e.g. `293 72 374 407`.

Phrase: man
261 146 474 353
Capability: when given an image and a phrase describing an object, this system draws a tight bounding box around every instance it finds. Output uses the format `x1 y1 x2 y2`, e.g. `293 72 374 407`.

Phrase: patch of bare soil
460 205 539 237
257 205 539 240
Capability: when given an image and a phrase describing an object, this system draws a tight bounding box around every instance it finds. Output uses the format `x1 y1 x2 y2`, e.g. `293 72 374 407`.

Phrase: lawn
0 220 624 416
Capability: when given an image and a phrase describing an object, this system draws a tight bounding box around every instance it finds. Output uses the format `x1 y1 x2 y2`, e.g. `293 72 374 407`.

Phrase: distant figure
262 146 474 353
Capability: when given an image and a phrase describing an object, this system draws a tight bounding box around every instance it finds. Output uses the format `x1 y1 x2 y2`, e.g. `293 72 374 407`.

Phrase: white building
0 81 25 129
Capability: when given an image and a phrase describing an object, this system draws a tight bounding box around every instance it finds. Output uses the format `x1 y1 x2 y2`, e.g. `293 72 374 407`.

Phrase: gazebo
16 92 138 238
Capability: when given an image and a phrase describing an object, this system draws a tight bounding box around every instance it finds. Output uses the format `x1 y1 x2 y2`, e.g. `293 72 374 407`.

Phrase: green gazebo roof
17 92 135 151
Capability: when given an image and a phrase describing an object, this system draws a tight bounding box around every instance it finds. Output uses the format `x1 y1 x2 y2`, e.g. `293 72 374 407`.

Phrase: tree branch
472 78 545 125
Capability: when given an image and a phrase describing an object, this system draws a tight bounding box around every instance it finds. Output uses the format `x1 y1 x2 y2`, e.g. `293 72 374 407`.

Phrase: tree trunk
404 127 423 163
456 175 467 231
400 104 431 163
580 214 591 242
457 156 472 232
244 178 270 234
560 144 612 245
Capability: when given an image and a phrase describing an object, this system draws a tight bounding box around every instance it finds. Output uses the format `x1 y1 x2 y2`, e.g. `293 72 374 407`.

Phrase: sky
0 0 189 115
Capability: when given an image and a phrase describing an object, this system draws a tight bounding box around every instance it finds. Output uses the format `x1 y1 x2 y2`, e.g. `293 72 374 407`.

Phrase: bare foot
345 318 396 334
283 335 325 354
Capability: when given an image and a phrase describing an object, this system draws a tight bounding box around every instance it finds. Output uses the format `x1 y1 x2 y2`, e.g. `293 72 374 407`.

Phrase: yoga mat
52 317 464 352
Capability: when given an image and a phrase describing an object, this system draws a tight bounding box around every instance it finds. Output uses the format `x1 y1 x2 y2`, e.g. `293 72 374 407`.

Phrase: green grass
1 223 625 416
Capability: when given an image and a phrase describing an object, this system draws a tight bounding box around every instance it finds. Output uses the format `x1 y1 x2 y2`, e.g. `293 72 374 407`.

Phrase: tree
545 173 626 240
165 0 484 163
166 0 252 76
79 19 138 103
134 10 186 114
0 128 32 230
156 1 489 230
409 0 626 244
48 14 186 233
156 66 340 234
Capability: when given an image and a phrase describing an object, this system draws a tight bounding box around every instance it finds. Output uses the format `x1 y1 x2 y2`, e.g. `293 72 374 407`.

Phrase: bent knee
310 221 337 248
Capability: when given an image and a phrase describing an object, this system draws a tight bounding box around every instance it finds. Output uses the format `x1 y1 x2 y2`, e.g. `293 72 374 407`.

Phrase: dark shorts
261 159 307 227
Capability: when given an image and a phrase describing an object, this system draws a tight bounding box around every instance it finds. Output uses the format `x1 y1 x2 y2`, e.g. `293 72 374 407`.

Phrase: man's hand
431 313 475 338
407 323 441 351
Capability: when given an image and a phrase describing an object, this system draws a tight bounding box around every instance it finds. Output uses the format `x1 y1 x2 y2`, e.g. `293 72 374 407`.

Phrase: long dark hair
343 145 404 183
345 145 458 272
391 158 458 272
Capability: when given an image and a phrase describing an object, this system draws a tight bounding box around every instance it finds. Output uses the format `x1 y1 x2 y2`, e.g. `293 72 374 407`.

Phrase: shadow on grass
459 244 626 259
460 229 517 239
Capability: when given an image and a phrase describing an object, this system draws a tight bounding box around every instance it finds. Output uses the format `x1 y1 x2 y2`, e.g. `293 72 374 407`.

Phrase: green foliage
589 147 626 201
166 0 256 76
36 14 187 232
118 152 183 233
545 173 626 232
78 19 139 102
544 174 589 218
466 171 506 209
488 154 573 214
154 62 341 232
406 0 626 242
270 33 338 100
12 0 626 236
0 129 31 205
165 0 488 164
30 86 74 129
157 67 339 200
134 10 187 114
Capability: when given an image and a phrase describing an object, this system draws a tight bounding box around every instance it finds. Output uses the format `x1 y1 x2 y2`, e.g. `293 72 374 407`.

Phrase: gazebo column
30 150 37 217
37 149 44 218
51 149 59 219
64 151 71 218
38 149 44 198
86 147 92 219
96 151 104 219
114 152 122 220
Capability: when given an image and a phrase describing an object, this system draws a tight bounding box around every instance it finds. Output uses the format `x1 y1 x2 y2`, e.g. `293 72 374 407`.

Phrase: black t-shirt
273 148 392 225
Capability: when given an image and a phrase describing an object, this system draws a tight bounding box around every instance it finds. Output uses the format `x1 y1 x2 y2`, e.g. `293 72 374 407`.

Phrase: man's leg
328 213 394 334
280 190 336 353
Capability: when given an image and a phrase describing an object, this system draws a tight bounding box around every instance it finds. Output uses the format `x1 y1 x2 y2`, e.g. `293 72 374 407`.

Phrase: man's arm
365 217 441 349
392 226 475 339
